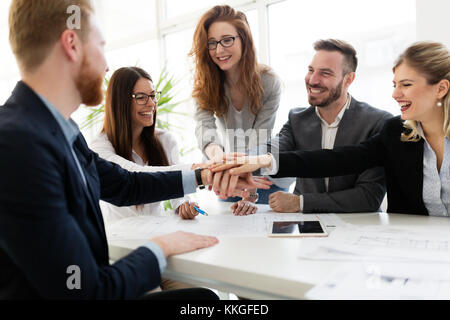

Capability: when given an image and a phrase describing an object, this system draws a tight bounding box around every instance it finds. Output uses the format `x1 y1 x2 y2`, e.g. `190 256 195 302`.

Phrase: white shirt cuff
260 153 278 175
299 195 304 212
181 170 196 195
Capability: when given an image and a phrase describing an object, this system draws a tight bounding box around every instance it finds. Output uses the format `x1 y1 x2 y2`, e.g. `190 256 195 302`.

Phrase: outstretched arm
210 133 386 198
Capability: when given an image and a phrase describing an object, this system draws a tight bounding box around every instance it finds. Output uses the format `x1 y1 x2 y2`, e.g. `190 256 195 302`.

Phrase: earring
437 101 443 107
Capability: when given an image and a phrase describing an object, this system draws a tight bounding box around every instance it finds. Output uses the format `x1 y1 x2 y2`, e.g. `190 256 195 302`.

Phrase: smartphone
268 220 328 237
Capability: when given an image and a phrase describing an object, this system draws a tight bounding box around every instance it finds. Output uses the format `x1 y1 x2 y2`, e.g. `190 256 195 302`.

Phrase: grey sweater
194 70 282 156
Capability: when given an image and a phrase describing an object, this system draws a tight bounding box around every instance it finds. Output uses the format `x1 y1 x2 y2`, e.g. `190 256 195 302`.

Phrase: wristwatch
194 168 205 189
248 192 259 203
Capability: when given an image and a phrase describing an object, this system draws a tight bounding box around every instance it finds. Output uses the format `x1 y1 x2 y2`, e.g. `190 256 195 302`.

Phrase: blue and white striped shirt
418 124 450 217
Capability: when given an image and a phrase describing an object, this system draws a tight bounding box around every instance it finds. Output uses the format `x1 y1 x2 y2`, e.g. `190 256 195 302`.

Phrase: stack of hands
210 152 300 213
179 153 274 218
207 153 272 197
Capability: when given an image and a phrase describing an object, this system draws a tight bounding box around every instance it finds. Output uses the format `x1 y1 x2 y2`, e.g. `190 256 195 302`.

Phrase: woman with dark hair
90 67 202 222
190 5 288 213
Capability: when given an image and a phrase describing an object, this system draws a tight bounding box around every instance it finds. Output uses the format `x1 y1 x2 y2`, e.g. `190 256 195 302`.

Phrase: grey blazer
265 97 392 213
194 70 282 155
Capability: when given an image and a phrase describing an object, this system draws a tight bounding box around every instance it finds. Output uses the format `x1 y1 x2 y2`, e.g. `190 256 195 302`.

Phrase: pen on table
193 206 208 216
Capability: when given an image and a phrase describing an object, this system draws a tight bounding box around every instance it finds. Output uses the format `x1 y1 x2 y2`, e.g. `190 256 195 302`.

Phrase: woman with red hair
190 5 285 213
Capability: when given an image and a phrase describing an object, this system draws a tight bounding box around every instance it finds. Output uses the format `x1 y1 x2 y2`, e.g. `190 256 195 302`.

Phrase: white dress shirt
89 129 192 222
315 94 351 191
263 94 351 212
299 95 351 211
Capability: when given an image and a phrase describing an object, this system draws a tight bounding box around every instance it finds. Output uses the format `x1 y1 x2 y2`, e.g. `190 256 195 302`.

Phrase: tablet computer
268 220 328 237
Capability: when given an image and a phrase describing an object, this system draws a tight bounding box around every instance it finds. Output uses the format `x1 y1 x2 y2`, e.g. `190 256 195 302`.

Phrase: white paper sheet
105 212 317 240
315 213 349 232
306 262 450 300
299 224 450 263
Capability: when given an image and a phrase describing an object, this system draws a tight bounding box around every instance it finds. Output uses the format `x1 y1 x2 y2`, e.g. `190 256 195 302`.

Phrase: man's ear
60 29 82 63
345 72 356 87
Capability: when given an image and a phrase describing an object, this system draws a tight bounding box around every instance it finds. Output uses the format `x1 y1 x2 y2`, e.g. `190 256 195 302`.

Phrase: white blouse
229 106 247 154
89 129 192 222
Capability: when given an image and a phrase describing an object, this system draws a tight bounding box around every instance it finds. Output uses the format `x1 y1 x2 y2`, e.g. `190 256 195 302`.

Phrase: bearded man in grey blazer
265 39 392 213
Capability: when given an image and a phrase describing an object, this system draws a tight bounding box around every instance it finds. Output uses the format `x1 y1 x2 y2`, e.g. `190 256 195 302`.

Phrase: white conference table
107 194 450 300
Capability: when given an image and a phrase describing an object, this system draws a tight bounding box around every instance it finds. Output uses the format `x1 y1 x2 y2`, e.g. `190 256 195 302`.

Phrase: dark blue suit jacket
0 82 185 299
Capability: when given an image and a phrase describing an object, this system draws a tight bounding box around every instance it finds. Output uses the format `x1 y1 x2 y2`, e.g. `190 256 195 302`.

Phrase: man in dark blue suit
0 0 266 299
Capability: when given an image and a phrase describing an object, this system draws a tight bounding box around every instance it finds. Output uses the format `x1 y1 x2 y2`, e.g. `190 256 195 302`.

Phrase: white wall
416 0 450 47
